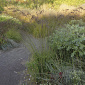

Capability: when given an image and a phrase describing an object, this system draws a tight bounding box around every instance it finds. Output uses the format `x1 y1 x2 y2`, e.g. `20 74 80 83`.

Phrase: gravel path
0 45 31 85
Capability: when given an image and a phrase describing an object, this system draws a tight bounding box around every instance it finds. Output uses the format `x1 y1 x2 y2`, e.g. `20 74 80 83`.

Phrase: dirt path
0 44 31 85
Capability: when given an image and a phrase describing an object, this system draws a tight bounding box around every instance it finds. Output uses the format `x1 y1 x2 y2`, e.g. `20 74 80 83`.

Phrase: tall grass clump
30 16 57 38
33 21 55 38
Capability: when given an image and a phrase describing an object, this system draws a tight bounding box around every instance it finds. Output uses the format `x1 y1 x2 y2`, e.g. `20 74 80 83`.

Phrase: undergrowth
0 15 22 46
26 19 85 85
6 28 21 42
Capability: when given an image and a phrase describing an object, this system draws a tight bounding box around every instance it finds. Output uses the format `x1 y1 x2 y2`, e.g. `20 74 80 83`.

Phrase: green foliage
0 15 22 46
33 22 47 38
27 50 85 84
0 15 22 25
26 19 85 84
70 70 85 85
46 60 85 84
0 6 4 12
10 0 85 9
48 19 85 59
0 0 8 12
26 51 56 84
6 28 21 42
31 16 57 38
25 17 56 38
0 37 5 45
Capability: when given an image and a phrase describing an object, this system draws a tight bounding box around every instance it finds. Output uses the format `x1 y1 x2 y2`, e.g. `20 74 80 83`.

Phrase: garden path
0 44 30 85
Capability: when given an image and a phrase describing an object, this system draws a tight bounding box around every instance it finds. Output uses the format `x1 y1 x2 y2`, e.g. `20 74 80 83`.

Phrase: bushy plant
48 19 85 60
6 28 21 42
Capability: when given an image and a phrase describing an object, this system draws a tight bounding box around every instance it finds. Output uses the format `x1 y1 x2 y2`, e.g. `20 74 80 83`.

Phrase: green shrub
6 28 21 42
48 19 85 60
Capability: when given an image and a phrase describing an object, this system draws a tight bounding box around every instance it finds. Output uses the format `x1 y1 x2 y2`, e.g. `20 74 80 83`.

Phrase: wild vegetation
0 0 85 85
26 19 85 85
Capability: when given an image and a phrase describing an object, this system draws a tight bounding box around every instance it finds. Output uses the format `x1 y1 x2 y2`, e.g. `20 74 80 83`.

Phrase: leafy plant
48 19 85 61
6 28 21 42
0 15 22 24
